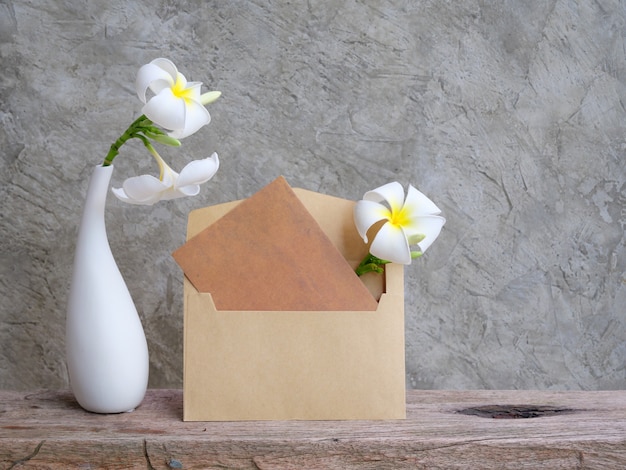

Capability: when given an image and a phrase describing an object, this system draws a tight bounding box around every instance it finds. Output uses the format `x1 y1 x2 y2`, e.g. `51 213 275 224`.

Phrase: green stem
355 253 390 276
102 115 151 166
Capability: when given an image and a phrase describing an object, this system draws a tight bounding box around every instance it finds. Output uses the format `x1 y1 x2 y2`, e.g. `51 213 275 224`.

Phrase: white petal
353 200 391 242
142 88 186 132
363 181 405 212
402 212 445 242
403 184 442 216
150 58 178 81
121 174 168 204
158 187 192 201
111 187 132 203
369 222 412 264
177 153 219 188
412 215 446 253
112 186 160 206
173 185 201 197
178 77 204 102
168 99 211 139
135 63 175 103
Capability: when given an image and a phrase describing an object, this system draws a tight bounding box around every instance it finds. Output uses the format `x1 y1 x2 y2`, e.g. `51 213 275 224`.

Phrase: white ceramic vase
66 164 149 413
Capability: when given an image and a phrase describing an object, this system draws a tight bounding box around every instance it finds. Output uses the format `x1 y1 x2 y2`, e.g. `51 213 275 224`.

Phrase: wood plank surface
1 389 625 469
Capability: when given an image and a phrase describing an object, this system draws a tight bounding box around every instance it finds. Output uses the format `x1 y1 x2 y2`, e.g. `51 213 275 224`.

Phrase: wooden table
1 389 625 469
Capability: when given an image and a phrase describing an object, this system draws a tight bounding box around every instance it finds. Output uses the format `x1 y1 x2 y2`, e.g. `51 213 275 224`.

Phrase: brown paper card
172 176 378 311
181 186 406 421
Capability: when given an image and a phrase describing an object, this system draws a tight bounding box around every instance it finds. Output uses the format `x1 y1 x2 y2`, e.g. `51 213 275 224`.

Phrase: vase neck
83 165 114 216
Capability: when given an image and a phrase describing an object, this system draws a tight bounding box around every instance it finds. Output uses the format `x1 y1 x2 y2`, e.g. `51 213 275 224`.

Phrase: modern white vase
66 164 149 413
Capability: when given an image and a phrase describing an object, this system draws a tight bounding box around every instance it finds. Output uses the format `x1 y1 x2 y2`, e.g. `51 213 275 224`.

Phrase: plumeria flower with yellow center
136 58 220 139
100 58 220 206
112 146 219 206
103 58 220 167
353 182 445 275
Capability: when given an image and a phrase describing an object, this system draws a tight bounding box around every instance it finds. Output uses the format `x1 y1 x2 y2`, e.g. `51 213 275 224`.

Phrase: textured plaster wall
1 0 624 391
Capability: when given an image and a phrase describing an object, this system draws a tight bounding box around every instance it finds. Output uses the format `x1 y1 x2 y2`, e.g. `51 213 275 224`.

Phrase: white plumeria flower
354 182 446 264
112 152 219 206
136 58 220 139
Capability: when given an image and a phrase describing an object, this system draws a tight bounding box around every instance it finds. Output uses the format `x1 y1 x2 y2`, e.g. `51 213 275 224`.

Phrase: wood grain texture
1 389 625 469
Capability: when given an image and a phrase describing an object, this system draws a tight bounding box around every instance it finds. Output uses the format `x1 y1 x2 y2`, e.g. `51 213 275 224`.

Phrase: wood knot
457 405 576 419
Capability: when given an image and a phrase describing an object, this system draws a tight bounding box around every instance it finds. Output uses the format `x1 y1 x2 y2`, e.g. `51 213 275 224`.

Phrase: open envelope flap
182 187 406 420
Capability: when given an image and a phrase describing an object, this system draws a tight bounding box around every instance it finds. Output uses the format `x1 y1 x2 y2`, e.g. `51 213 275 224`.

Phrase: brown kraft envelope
178 181 406 421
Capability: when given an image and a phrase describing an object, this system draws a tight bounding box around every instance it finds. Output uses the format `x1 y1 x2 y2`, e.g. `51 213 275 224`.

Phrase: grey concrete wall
1 0 624 391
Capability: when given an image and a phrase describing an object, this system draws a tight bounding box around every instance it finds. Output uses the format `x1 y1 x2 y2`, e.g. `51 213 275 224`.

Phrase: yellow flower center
389 204 410 228
171 73 194 103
